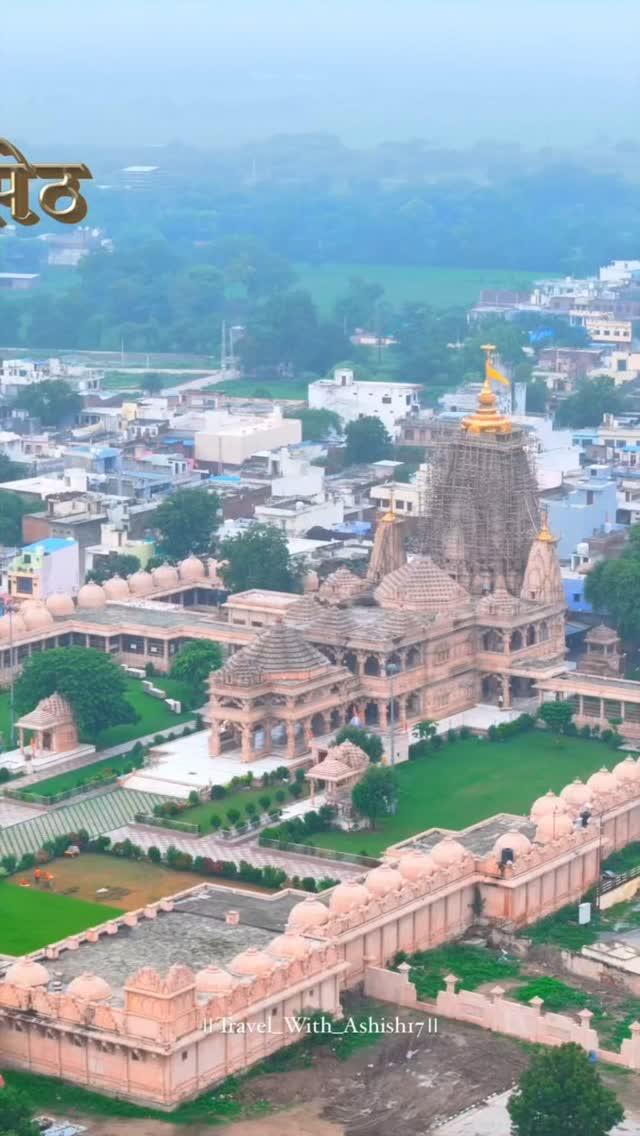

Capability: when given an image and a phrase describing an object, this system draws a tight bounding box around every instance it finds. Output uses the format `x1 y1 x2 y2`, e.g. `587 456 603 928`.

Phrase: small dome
20 601 54 630
287 895 330 931
76 582 106 609
152 563 179 589
67 973 112 1001
103 574 130 600
267 932 310 960
530 791 568 821
4 959 50 987
128 570 154 595
0 612 26 639
397 850 436 882
613 757 640 784
179 555 206 581
195 966 235 995
365 863 403 896
535 813 574 843
587 767 618 796
303 569 319 594
493 831 532 860
46 592 75 617
560 779 592 808
328 880 370 915
228 947 276 977
431 836 468 868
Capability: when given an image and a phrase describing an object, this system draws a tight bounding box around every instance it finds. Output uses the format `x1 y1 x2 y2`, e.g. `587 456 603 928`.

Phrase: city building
194 407 302 469
308 367 421 438
6 537 79 600
0 358 102 398
541 466 618 560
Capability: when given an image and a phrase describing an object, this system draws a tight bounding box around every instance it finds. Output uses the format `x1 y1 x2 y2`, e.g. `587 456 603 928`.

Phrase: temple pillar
209 724 221 757
286 721 297 759
263 723 272 754
502 675 511 709
379 703 388 730
303 719 313 752
240 725 253 763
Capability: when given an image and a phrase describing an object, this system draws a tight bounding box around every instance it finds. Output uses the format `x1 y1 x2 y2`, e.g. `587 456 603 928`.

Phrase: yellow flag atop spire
482 344 510 386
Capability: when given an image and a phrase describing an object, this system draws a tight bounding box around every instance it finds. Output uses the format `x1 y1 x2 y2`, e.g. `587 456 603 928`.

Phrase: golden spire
537 507 557 544
381 482 398 523
461 345 512 435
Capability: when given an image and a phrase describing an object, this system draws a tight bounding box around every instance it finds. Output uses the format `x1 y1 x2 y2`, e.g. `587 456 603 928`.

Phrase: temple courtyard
308 731 635 856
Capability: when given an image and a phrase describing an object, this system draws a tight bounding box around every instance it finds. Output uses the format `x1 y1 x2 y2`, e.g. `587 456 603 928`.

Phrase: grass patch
20 752 143 799
94 676 194 749
397 944 520 1001
0 1068 267 1125
309 733 618 856
512 976 601 1015
523 894 640 953
294 263 544 313
602 841 640 876
213 377 310 401
0 882 122 954
182 782 306 830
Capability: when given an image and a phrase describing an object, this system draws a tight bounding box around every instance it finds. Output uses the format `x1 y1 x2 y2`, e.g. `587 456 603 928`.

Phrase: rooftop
400 813 536 859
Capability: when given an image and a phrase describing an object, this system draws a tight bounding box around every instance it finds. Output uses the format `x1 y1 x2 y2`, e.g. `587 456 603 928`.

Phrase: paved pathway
0 788 167 859
0 798 45 826
434 1089 640 1135
107 823 362 883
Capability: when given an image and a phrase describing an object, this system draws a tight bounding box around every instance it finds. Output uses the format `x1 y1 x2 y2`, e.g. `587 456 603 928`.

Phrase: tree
0 491 30 546
86 551 141 584
344 416 391 464
139 372 164 394
14 647 136 743
351 766 398 829
285 407 342 441
0 454 27 483
219 524 300 594
585 531 640 642
170 640 223 703
538 700 575 735
14 379 82 426
508 1042 623 1136
554 375 628 429
153 488 220 561
335 725 383 764
526 379 548 414
0 1084 40 1136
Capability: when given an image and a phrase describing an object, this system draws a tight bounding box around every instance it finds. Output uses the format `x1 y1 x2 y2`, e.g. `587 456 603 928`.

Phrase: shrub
601 728 614 743
145 662 156 677
275 788 287 803
210 784 226 800
301 876 317 892
579 724 592 738
244 802 258 818
458 726 471 739
147 846 162 863
0 766 10 783
210 813 222 830
289 781 303 799
226 807 241 826
18 852 36 870
447 729 458 743
1 853 17 874
153 734 164 744
259 794 272 812
295 767 306 783
188 789 200 806
430 734 444 751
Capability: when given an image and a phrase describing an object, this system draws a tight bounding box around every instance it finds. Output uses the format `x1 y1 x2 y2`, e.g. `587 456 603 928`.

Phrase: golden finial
538 508 557 544
381 482 397 522
461 345 512 435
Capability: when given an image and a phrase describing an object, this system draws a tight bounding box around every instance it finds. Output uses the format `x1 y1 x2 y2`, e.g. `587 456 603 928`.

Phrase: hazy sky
4 0 640 150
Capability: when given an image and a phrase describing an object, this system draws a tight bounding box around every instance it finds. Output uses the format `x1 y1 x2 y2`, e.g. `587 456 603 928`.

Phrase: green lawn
295 263 545 313
212 377 310 401
94 676 194 749
0 882 122 954
310 733 621 856
181 781 301 830
19 752 143 799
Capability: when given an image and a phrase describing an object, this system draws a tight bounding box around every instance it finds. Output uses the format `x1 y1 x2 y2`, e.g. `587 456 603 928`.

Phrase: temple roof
318 566 368 605
586 623 619 644
374 556 470 613
217 622 331 685
16 693 74 730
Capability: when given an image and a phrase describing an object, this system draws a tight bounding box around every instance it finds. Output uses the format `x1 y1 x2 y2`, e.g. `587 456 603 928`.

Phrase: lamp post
385 661 401 764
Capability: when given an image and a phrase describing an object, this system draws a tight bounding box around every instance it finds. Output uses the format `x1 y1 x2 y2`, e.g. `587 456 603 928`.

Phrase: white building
599 259 640 286
308 367 420 438
0 358 102 397
370 464 429 517
254 496 344 536
194 407 302 468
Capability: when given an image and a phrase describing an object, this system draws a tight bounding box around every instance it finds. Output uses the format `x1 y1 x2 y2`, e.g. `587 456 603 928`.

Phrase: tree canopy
14 647 136 742
335 725 383 763
344 415 391 464
0 1084 40 1136
153 488 220 561
554 375 628 429
585 528 640 642
170 640 223 704
0 491 31 547
538 700 575 735
286 407 342 441
351 765 398 828
219 524 300 594
86 552 141 584
14 380 82 426
508 1042 623 1136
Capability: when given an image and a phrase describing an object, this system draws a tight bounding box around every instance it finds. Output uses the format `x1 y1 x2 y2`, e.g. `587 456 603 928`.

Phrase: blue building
543 466 618 560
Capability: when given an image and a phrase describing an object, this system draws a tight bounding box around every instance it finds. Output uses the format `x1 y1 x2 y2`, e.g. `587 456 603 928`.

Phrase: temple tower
418 346 540 595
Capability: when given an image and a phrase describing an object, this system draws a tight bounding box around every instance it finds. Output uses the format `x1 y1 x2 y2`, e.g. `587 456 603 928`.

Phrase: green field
19 752 143 799
295 263 544 313
94 676 195 749
311 733 620 856
0 882 122 954
213 377 310 400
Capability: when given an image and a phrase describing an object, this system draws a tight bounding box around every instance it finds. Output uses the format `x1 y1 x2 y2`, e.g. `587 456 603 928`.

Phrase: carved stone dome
195 966 235 995
20 601 54 629
179 555 206 581
0 612 26 638
560 779 592 809
67 973 112 1001
328 880 370 915
586 767 618 797
431 836 468 867
4 959 50 987
493 831 532 860
530 791 568 821
267 932 310 960
152 563 179 589
397 850 436 882
76 582 106 609
535 813 574 843
228 947 276 977
103 574 130 600
365 863 403 896
613 757 640 784
287 896 330 932
128 570 154 595
46 592 75 617
374 556 470 613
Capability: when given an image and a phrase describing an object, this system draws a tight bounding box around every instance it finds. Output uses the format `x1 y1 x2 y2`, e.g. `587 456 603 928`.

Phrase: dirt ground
36 855 268 910
66 1011 530 1136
